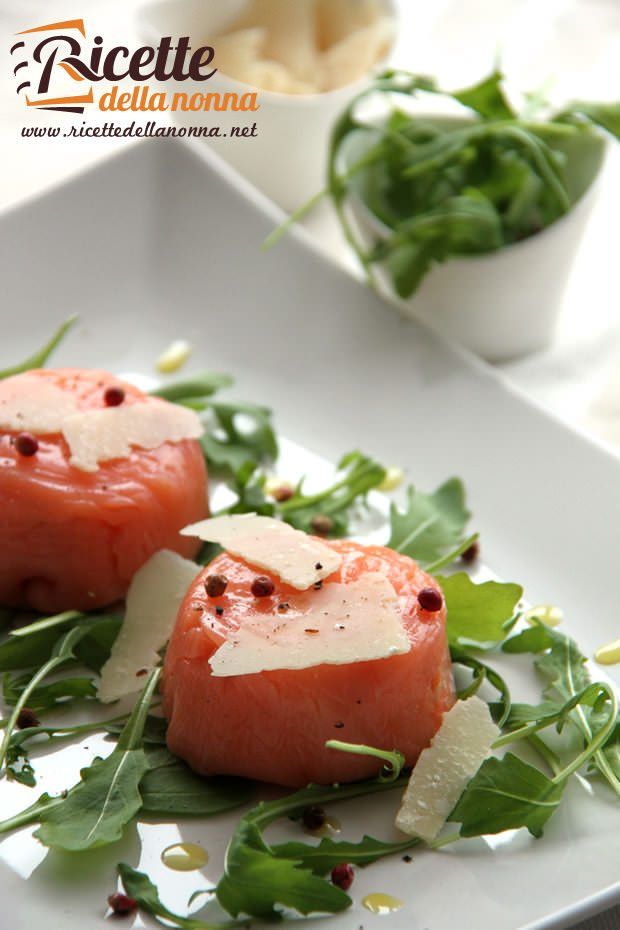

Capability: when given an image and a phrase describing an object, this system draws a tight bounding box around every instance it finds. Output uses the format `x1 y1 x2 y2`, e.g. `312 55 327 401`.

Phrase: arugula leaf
140 763 255 816
449 752 565 838
0 610 84 672
216 778 410 919
105 713 168 745
440 573 522 649
151 372 277 485
201 401 278 479
0 612 121 674
218 464 275 518
271 834 420 874
450 647 512 726
387 478 470 567
554 102 620 140
118 863 240 930
496 701 561 729
4 712 129 789
150 372 234 404
534 628 590 702
593 717 620 781
0 315 77 380
0 625 92 773
453 69 516 121
502 624 555 654
3 673 96 711
6 743 36 787
76 615 124 672
34 669 160 851
217 823 350 920
0 626 68 674
500 623 620 796
533 628 620 795
278 450 386 536
309 68 618 298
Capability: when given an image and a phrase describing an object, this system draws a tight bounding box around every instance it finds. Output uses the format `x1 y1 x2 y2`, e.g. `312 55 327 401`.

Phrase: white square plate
0 140 619 930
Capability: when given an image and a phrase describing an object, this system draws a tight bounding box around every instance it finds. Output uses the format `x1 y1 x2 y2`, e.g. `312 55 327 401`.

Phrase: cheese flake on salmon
0 373 79 432
395 696 499 842
209 571 409 676
63 400 204 472
98 549 201 703
180 514 341 589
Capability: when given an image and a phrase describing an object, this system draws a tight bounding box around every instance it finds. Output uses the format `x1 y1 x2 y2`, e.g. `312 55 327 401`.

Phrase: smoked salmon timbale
163 540 455 787
0 368 208 612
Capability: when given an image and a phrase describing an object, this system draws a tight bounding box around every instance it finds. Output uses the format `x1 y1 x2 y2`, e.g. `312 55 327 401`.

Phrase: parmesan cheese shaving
63 400 203 472
97 550 201 703
209 572 409 676
0 373 79 433
210 0 394 95
180 514 341 590
395 697 500 842
318 18 394 92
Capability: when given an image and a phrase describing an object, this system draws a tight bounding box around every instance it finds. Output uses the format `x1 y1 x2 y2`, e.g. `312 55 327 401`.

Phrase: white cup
137 0 395 212
339 115 607 362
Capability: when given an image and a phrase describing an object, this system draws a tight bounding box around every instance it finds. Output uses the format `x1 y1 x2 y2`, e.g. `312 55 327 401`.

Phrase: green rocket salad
0 319 618 927
268 68 620 298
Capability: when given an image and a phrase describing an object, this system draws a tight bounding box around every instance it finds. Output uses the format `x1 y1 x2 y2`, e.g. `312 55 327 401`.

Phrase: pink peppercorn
251 576 275 598
107 893 137 916
331 863 354 891
417 587 443 612
104 386 125 407
15 432 38 457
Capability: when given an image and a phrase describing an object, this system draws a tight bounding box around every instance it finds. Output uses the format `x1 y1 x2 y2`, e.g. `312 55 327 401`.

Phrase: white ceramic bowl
338 116 607 362
136 0 395 212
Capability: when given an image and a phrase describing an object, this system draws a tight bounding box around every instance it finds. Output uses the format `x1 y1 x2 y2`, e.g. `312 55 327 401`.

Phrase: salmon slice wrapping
163 539 455 786
0 368 208 612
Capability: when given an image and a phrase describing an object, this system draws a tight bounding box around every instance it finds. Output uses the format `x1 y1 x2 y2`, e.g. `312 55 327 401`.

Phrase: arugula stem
6 712 129 746
393 515 438 555
117 668 161 751
556 645 620 797
527 735 562 778
493 681 620 792
325 740 405 782
0 315 78 381
263 136 390 254
0 625 88 775
250 775 411 839
278 461 381 515
9 609 84 639
0 794 63 835
551 685 618 786
425 532 480 574
151 373 233 403
428 831 462 850
262 188 328 251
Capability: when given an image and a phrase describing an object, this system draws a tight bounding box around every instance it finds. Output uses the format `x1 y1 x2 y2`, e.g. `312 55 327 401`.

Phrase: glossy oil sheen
305 815 341 837
595 638 620 666
161 842 209 871
362 893 404 914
